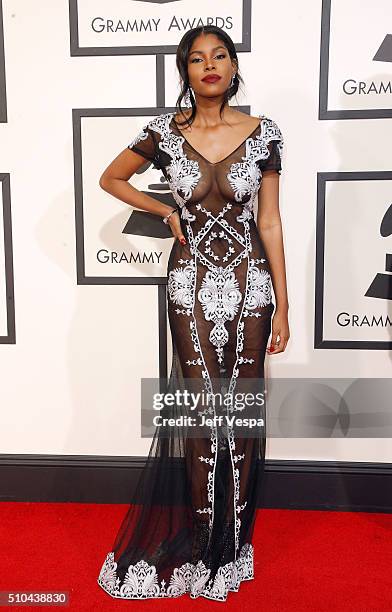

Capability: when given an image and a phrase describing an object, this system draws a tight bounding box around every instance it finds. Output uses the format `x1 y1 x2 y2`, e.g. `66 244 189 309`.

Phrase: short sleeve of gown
127 121 161 171
259 119 284 175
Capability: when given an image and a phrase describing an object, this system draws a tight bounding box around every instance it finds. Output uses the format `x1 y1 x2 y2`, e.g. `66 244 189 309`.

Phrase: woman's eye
190 54 226 63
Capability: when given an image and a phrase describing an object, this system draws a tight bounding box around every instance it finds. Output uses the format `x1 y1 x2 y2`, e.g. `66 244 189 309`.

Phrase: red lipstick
202 75 221 83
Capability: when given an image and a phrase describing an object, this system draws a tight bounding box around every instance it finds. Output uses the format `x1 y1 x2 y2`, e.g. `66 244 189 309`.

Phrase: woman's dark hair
174 26 244 128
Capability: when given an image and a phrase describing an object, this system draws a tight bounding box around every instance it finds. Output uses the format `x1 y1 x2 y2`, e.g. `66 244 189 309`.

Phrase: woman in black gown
97 24 290 602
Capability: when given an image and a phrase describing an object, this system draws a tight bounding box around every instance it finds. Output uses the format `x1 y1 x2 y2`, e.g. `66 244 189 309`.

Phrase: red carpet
0 503 391 611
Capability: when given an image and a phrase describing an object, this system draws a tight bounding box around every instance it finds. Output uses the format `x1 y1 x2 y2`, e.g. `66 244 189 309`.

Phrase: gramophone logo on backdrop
315 172 392 350
373 34 392 63
320 0 392 118
365 203 392 302
99 132 176 280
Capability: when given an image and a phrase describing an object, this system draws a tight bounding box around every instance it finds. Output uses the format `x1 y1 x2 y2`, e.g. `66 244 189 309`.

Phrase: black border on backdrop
0 174 15 343
0 0 7 122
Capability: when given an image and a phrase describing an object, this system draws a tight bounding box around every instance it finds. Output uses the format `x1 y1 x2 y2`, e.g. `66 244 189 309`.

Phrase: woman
97 24 290 602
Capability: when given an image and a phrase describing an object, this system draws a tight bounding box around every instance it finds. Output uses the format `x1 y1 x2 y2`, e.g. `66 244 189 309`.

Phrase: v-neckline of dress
169 113 265 166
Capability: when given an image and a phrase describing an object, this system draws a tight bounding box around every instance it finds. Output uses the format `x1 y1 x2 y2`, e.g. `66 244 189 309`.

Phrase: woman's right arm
99 147 186 244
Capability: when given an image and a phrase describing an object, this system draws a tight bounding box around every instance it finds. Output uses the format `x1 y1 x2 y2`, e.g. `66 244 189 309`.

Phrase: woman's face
186 33 236 99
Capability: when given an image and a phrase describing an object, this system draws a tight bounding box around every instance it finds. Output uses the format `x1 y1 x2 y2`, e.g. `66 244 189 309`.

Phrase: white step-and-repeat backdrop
0 0 391 461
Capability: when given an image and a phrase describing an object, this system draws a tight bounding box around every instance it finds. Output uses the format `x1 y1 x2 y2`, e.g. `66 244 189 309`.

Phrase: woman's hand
267 308 290 354
166 209 187 245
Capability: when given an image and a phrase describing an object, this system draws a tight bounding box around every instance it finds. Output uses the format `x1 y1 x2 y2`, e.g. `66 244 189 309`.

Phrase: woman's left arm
256 170 290 354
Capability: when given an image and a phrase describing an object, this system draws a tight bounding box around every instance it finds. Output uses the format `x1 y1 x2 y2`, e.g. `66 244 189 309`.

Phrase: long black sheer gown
98 111 283 602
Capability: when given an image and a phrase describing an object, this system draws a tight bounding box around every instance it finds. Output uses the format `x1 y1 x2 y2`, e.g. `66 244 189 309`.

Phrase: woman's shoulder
234 110 282 139
258 114 283 141
145 112 175 129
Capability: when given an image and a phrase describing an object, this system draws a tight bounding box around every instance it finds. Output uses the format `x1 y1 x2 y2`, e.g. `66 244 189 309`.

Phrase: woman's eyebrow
189 45 226 56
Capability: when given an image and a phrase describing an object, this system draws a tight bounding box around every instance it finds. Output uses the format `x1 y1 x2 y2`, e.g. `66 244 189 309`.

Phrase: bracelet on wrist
162 208 178 224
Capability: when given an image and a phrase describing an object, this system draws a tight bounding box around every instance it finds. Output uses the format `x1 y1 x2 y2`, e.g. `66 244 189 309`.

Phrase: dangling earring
183 88 191 107
183 86 194 108
230 74 236 87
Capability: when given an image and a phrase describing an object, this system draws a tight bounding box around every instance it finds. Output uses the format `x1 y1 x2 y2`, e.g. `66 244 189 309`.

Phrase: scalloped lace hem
97 542 254 602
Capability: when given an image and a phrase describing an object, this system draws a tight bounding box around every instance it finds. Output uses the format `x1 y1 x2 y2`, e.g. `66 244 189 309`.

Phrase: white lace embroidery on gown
97 111 283 602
